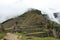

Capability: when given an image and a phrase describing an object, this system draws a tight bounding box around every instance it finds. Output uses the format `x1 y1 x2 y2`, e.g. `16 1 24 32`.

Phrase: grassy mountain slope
2 9 48 31
0 9 60 38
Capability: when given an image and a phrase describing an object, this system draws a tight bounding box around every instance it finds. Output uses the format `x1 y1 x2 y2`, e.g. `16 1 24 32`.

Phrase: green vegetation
0 32 6 39
14 32 60 40
4 28 12 30
0 9 60 39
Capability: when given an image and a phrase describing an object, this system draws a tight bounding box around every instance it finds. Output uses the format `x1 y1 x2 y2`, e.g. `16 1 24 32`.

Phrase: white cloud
0 0 60 23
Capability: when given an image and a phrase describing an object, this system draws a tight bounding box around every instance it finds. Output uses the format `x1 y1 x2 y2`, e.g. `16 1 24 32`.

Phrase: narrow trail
1 33 22 40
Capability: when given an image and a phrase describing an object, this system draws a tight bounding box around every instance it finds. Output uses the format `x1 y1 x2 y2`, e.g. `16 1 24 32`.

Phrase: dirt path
1 33 22 40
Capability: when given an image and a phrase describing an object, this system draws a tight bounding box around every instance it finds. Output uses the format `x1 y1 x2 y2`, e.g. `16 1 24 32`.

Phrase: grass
27 32 45 34
0 32 6 39
31 37 60 40
4 28 12 30
14 32 60 40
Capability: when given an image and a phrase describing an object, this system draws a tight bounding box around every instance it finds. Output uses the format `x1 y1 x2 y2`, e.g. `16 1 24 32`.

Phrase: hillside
1 9 48 31
0 9 60 39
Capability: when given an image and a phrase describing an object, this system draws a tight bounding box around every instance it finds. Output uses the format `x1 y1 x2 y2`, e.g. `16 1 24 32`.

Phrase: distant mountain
54 13 59 18
54 13 60 23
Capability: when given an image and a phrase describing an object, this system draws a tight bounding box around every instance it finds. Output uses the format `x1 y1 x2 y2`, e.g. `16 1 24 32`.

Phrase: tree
48 20 59 38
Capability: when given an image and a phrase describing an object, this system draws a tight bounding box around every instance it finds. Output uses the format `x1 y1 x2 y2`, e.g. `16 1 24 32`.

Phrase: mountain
0 9 60 38
54 13 58 18
1 9 48 32
54 13 60 23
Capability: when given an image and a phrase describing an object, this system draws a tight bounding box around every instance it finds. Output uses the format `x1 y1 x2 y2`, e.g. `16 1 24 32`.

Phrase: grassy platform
14 32 60 40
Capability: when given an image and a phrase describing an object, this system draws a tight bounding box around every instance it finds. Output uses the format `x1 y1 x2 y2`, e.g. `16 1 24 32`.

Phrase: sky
0 0 60 23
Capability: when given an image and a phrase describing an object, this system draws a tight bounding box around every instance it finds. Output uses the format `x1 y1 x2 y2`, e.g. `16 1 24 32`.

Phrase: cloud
0 0 29 23
0 0 60 23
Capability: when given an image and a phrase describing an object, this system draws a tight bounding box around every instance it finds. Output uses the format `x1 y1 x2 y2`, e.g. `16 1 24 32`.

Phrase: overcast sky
0 0 60 23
